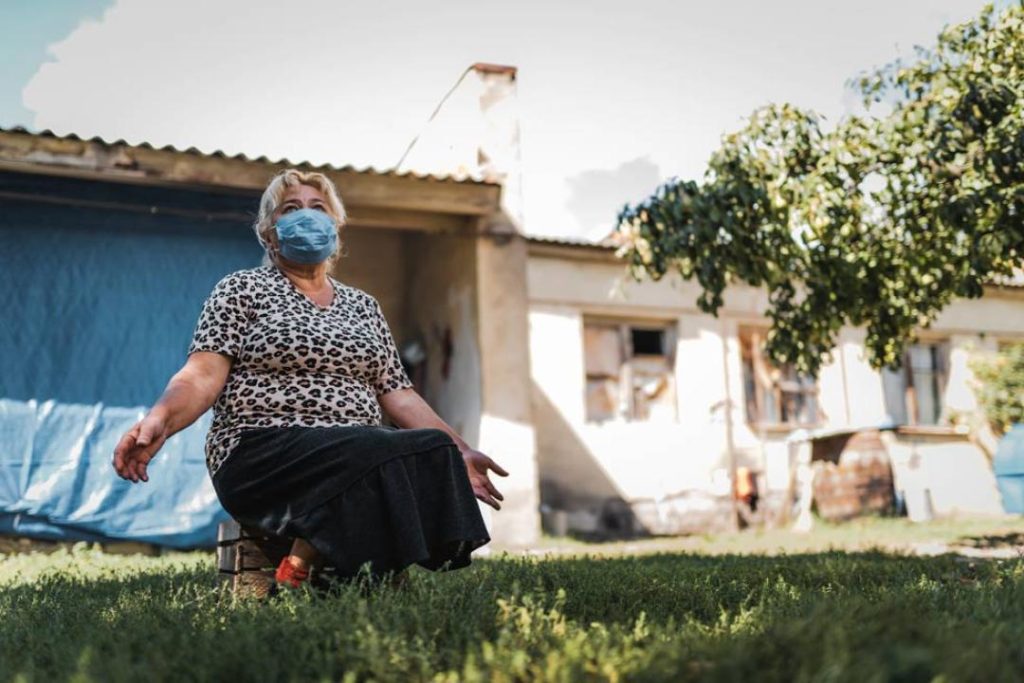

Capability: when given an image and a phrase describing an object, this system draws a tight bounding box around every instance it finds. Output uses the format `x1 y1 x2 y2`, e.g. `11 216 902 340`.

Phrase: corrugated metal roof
0 125 497 186
526 232 1024 291
525 233 617 249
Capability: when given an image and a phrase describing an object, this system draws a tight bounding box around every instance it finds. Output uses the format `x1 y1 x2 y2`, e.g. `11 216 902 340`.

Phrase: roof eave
0 127 502 218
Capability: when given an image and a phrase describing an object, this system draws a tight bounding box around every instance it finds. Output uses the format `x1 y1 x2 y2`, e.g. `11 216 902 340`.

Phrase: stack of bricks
216 520 339 597
217 520 290 598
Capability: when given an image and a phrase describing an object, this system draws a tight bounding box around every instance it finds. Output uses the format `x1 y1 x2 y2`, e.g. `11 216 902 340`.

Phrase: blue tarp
0 400 224 547
0 187 262 547
994 424 1024 515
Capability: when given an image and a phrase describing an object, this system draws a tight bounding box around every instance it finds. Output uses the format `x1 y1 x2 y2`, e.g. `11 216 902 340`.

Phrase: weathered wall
529 307 731 503
528 254 785 511
331 227 483 444
476 234 540 546
529 303 760 533
403 232 483 445
333 227 410 340
884 431 1004 516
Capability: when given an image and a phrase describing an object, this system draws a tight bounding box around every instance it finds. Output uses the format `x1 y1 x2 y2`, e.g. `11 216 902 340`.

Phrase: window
739 327 820 428
882 340 949 426
583 320 676 423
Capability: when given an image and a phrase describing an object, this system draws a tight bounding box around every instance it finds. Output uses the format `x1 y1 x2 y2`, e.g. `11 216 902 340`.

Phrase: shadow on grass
955 531 1024 549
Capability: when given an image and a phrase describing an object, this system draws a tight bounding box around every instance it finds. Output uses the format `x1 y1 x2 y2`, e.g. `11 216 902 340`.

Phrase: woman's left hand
461 448 509 510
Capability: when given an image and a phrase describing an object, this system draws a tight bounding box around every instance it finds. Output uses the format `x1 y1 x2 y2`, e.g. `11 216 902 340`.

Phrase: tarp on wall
0 183 262 547
994 424 1024 515
0 400 222 547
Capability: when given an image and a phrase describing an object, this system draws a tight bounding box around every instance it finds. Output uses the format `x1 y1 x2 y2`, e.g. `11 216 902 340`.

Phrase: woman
111 169 506 587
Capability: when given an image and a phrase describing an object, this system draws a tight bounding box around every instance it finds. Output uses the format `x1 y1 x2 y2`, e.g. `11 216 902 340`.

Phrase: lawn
2 517 1023 682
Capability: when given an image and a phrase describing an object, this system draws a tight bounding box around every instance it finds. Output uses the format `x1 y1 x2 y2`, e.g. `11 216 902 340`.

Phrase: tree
614 3 1024 377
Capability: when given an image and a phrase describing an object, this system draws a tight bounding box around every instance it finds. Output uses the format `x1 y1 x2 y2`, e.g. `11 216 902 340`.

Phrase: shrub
970 342 1024 435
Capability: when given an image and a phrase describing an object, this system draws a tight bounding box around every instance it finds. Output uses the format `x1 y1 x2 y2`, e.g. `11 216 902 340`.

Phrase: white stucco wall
530 306 743 507
476 235 540 545
884 432 1004 516
837 328 891 427
527 257 764 514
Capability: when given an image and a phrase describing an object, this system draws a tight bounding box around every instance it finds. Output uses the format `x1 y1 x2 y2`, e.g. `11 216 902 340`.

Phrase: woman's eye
282 205 298 213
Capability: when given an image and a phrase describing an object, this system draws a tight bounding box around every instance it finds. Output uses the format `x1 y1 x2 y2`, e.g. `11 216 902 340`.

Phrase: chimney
397 63 524 230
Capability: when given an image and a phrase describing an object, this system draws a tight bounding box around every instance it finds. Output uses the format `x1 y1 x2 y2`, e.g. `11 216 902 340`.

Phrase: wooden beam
0 131 502 217
344 206 473 233
0 184 479 236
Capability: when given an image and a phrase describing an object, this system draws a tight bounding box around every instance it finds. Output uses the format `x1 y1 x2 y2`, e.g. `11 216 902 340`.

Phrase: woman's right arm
112 351 232 483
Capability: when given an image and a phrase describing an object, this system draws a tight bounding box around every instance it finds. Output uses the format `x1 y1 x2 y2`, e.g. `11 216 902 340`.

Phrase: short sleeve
370 298 414 396
187 273 252 359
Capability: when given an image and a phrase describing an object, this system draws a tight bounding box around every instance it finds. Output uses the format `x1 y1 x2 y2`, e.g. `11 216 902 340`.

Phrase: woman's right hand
112 411 170 483
110 353 232 483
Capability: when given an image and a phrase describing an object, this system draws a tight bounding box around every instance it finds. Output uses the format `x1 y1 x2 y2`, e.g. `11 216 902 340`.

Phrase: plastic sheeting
0 187 262 547
994 425 1024 515
0 400 225 547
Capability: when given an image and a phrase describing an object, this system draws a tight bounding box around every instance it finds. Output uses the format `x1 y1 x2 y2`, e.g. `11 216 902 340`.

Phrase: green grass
2 518 1024 682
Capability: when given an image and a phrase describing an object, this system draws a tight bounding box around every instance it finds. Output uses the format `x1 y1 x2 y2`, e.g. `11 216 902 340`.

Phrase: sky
0 0 1001 239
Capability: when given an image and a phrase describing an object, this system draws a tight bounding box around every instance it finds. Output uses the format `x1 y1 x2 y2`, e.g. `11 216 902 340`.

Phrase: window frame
738 325 823 431
893 337 951 427
581 315 677 424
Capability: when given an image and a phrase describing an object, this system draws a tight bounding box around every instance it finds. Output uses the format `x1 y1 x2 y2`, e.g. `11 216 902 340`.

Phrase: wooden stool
216 520 340 598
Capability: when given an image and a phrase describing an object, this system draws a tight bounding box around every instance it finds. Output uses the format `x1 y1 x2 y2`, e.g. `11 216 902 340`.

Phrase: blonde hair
254 169 348 267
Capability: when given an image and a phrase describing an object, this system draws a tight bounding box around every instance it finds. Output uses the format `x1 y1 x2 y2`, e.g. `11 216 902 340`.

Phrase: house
526 233 1023 534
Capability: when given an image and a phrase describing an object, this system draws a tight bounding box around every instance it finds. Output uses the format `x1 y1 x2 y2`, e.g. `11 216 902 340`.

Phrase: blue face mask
274 208 338 264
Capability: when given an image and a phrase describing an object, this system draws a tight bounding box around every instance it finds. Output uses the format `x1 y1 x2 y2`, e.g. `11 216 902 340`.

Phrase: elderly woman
112 169 505 587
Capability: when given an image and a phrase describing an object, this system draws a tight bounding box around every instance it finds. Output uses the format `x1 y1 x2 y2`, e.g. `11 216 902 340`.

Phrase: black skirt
211 425 491 579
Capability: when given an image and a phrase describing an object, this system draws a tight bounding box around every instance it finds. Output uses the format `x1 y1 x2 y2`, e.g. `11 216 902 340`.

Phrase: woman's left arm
379 388 509 510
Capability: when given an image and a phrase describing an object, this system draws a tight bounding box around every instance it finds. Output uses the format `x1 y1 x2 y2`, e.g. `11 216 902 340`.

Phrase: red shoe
275 556 310 588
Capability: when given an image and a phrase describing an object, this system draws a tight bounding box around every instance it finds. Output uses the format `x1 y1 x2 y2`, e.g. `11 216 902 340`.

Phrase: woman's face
267 183 332 254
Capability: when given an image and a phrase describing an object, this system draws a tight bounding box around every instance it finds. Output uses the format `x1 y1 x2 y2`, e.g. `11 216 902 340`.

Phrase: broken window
583 320 676 423
740 327 820 428
883 340 949 426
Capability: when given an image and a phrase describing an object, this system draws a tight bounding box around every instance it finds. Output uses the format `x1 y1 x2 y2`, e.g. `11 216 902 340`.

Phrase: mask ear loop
258 226 280 264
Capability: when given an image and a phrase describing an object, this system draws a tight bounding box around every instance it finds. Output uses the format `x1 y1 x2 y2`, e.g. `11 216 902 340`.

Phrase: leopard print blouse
187 265 413 474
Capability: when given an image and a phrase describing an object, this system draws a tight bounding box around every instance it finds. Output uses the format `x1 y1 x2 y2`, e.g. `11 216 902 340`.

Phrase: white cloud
23 0 986 238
